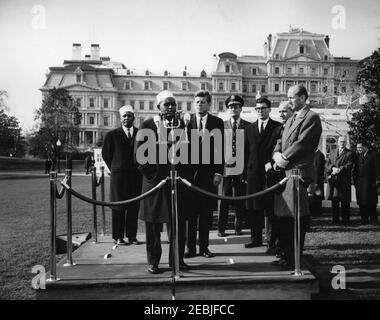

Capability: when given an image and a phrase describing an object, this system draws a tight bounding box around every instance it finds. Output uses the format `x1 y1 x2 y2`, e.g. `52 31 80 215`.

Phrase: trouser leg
199 207 213 252
332 200 340 223
145 222 162 267
125 202 139 240
186 214 197 254
112 209 126 240
341 201 350 224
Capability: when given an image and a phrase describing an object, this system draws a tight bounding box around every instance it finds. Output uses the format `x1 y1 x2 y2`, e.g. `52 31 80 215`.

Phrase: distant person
84 153 94 174
308 149 326 217
326 136 354 225
45 157 52 174
353 142 380 225
102 106 142 246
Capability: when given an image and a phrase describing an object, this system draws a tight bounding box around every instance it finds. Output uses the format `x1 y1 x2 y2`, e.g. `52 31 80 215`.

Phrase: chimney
263 42 268 58
267 34 272 54
91 44 100 60
72 43 82 60
324 35 330 48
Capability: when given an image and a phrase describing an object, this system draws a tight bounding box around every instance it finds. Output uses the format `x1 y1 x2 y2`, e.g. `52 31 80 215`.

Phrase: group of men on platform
101 84 379 274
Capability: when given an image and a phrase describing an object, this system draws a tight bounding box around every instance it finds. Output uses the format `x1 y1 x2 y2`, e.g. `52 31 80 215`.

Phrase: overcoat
273 106 322 217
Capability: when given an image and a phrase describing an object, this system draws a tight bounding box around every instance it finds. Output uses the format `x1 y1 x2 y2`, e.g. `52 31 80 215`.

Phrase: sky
0 0 379 132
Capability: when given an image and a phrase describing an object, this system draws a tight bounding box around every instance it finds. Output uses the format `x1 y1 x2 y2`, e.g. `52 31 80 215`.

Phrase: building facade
40 28 362 156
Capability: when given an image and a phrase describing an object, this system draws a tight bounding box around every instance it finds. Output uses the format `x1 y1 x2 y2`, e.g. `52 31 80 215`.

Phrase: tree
348 48 380 150
30 88 81 158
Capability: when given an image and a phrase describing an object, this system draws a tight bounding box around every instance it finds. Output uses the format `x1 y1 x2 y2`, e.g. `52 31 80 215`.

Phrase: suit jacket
326 147 354 202
223 118 251 176
134 117 192 223
244 118 282 210
313 149 326 199
353 150 379 205
273 106 322 217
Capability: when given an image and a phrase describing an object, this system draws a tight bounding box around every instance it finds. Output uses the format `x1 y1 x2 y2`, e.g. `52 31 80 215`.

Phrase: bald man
102 106 142 246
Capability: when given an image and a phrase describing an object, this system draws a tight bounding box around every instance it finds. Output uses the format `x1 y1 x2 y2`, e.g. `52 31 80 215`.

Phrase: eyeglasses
255 107 268 111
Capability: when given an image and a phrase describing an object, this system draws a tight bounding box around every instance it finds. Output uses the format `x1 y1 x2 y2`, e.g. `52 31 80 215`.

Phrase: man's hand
332 167 340 175
213 174 222 186
265 162 273 172
273 152 289 169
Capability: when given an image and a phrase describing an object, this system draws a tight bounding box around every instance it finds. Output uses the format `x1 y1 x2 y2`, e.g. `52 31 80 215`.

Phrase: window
76 98 81 107
218 101 224 111
164 70 168 76
342 86 346 93
231 82 236 91
149 101 154 110
286 82 292 92
103 98 109 108
124 81 131 90
89 98 95 108
334 87 338 95
311 83 317 93
300 46 305 54
163 82 169 90
274 84 279 92
275 54 280 59
218 82 224 91
89 116 95 125
261 85 266 93
177 102 182 110
252 68 257 75
144 81 150 90
76 74 81 83
243 84 247 92
323 86 328 93
225 65 230 73
275 67 280 75
287 67 292 74
104 116 109 126
201 82 206 90
252 84 256 93
139 101 144 110
311 67 316 75
187 102 192 111
145 70 150 76
324 68 328 76
130 100 135 108
182 82 188 91
324 55 328 61
299 67 304 74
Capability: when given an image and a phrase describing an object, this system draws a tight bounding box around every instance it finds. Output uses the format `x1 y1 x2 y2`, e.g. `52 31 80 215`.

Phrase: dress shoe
116 238 128 246
244 241 263 248
147 265 160 274
235 230 243 236
200 249 214 258
217 231 226 237
184 251 197 258
179 262 190 270
265 246 278 255
280 262 295 271
129 238 139 245
271 258 285 266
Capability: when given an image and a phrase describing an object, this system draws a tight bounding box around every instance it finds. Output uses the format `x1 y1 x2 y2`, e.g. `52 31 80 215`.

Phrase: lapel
205 113 213 131
336 148 346 161
253 120 260 138
284 106 310 142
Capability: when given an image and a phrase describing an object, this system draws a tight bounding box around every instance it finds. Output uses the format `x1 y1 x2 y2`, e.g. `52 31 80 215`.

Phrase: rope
178 177 289 201
55 186 66 199
60 177 169 208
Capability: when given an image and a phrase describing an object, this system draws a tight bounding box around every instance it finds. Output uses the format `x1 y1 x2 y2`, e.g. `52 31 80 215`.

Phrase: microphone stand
162 113 182 300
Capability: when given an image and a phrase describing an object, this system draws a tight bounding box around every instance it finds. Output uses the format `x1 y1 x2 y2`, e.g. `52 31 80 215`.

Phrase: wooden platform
38 230 318 300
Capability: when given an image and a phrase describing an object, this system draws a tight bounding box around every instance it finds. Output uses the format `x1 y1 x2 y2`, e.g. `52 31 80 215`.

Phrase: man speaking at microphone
135 90 191 274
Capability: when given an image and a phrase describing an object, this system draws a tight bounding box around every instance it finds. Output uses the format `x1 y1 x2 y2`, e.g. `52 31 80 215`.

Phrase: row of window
120 100 193 111
273 66 330 76
76 97 111 109
83 113 111 127
242 84 266 93
124 80 209 91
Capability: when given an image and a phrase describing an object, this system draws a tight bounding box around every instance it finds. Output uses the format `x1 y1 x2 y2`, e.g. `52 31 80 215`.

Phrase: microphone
184 113 190 126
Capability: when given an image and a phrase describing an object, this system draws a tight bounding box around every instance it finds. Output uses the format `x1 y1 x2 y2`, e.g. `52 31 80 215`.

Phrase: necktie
199 117 203 132
232 121 237 157
289 114 296 127
127 129 131 139
260 121 264 134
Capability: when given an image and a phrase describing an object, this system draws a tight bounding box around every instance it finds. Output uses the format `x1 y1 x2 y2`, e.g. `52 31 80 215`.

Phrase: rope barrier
178 176 289 201
60 177 169 207
55 185 66 199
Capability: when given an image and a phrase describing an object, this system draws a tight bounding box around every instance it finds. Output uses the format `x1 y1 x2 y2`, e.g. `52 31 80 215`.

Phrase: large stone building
40 28 362 155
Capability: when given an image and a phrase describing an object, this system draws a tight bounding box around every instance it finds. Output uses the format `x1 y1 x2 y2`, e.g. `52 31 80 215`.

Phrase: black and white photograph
0 0 380 305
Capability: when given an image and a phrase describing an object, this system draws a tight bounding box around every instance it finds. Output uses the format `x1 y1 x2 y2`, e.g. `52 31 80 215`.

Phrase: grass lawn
0 176 379 299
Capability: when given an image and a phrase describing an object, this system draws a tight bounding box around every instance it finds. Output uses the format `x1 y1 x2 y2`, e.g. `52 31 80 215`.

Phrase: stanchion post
48 172 59 281
292 168 302 276
100 166 106 236
170 169 180 280
91 166 98 243
64 169 75 267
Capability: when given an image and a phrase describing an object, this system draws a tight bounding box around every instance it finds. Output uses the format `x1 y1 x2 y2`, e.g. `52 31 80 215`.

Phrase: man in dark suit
308 149 326 217
186 90 224 258
135 91 190 274
244 97 282 248
102 105 142 246
326 136 354 224
218 95 250 237
354 142 380 225
272 85 322 270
